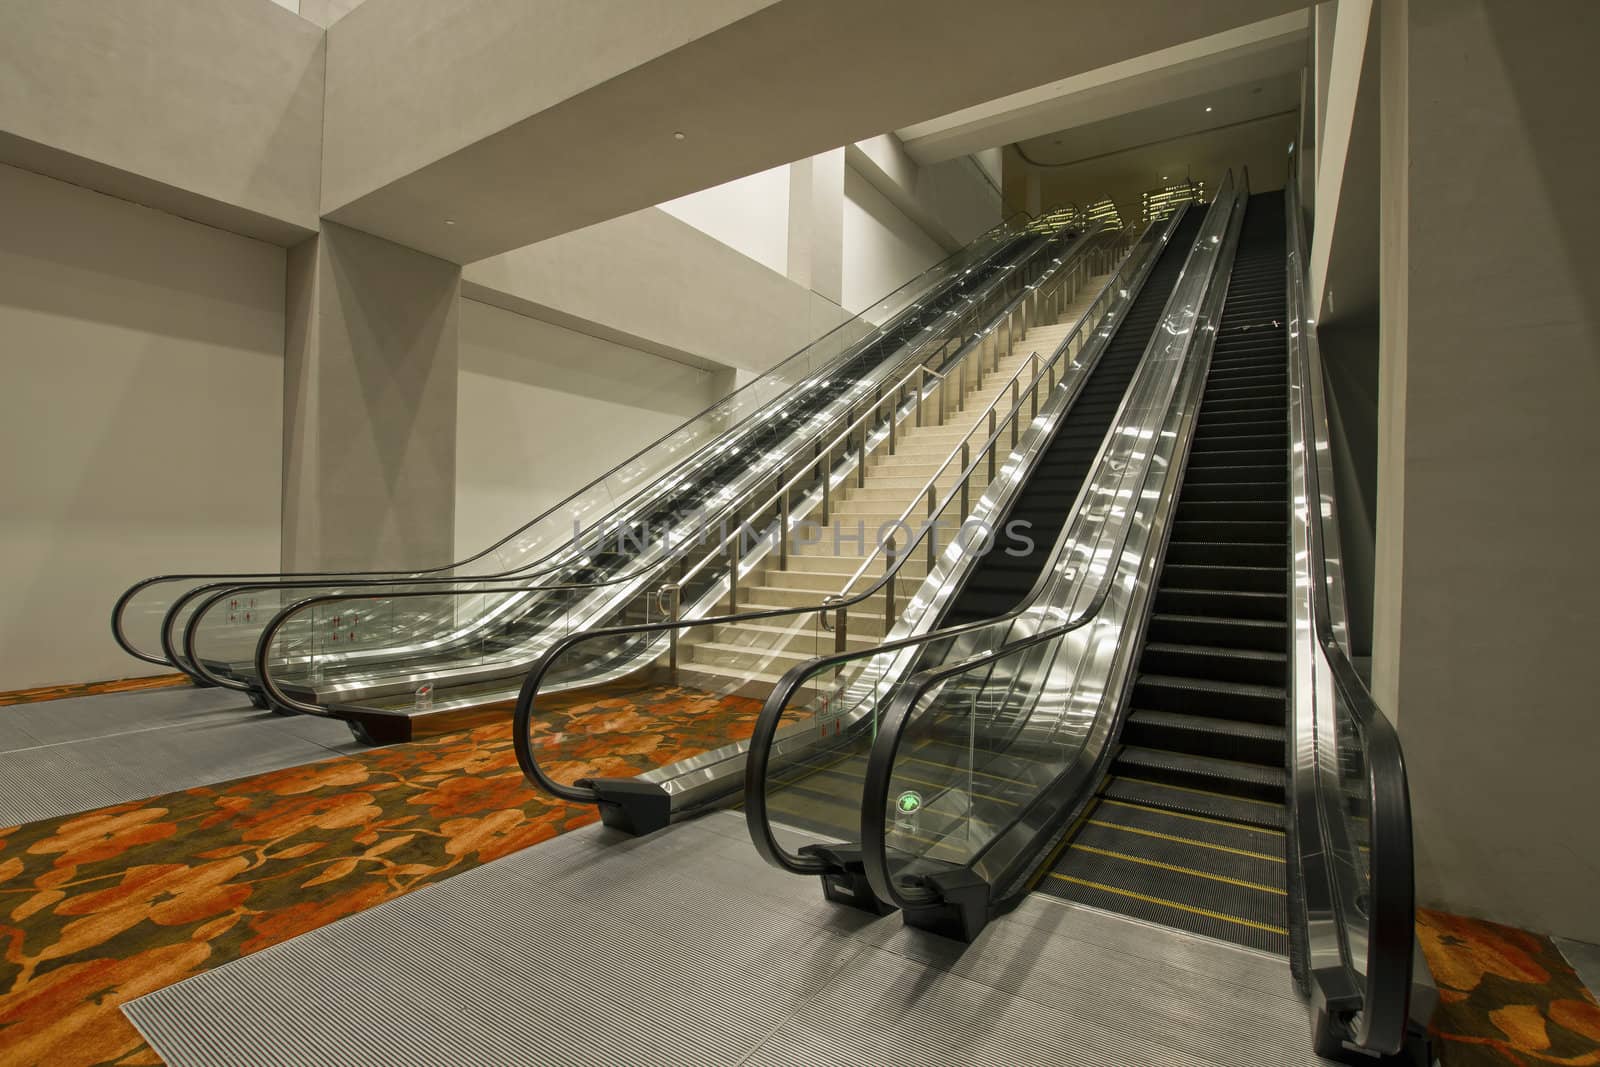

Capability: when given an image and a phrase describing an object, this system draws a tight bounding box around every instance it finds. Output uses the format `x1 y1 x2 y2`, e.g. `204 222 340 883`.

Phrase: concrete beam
847 136 1001 252
320 0 1302 263
463 207 848 379
896 10 1307 166
0 0 324 246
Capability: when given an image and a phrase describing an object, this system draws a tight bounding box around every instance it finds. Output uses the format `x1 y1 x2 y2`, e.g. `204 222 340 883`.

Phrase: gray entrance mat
124 812 1330 1066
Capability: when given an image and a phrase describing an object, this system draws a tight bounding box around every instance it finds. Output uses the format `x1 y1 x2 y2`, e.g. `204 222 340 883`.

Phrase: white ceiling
1014 71 1300 168
896 10 1307 165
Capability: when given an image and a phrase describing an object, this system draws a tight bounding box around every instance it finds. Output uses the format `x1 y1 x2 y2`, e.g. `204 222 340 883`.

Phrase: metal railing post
961 443 971 516
988 411 997 480
856 422 866 488
884 535 897 627
1011 379 1021 447
916 367 925 427
835 605 847 654
659 584 680 674
778 488 790 568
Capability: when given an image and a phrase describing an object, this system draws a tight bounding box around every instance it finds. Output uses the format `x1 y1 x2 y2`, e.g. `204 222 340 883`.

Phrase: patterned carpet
0 682 763 1067
0 676 189 708
1419 909 1600 1065
3 680 1597 1066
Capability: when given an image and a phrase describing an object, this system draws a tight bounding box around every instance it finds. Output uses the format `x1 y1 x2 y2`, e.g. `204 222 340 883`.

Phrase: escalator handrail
742 207 1199 875
111 211 1037 666
252 230 1104 722
851 175 1245 909
1284 155 1415 1056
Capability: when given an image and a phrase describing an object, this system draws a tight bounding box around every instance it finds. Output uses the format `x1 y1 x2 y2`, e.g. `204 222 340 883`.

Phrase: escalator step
1103 775 1287 831
1154 586 1286 620
1158 563 1285 593
1073 816 1285 891
1044 822 1289 953
1123 709 1286 766
1146 612 1288 651
1178 480 1288 503
1139 641 1287 686
1089 796 1287 854
1114 745 1285 803
1131 674 1287 725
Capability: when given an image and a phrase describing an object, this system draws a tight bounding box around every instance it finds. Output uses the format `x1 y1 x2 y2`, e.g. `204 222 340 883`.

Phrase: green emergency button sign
896 790 923 815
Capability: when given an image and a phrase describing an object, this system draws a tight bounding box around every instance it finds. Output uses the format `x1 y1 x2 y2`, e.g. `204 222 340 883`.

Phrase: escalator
798 173 1429 1061
740 203 1218 874
157 222 1097 739
1041 190 1291 953
944 208 1204 623
111 213 1042 681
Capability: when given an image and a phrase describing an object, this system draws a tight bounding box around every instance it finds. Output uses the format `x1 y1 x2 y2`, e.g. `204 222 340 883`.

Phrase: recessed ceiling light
444 219 455 226
673 131 687 141
1205 106 1214 113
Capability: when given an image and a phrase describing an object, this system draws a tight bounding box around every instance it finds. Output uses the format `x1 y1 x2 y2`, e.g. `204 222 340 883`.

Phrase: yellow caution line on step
1113 776 1282 808
1069 843 1286 895
1086 819 1285 863
1049 873 1289 935
1097 798 1285 837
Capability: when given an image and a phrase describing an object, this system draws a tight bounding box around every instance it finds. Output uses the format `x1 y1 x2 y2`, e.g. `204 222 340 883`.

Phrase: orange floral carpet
0 675 189 708
0 682 762 1067
1419 909 1600 1065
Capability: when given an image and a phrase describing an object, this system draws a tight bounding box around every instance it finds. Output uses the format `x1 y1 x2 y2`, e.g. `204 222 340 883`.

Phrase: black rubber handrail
111 210 1039 667
1284 152 1414 1057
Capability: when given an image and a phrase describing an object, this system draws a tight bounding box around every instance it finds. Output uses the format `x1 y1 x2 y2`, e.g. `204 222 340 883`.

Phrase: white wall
454 300 720 552
0 164 285 689
659 165 791 275
841 164 946 314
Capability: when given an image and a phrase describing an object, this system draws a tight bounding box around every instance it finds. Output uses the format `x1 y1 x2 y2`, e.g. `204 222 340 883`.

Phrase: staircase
677 273 1115 695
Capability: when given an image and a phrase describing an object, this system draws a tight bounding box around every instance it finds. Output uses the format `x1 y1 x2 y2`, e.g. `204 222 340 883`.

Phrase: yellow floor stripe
1069 843 1286 895
1097 798 1285 837
1049 873 1288 935
1086 819 1285 862
1112 775 1281 808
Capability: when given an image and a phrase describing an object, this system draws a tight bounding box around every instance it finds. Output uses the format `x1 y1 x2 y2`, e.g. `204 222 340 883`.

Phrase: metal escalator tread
1102 776 1287 831
1114 746 1285 798
1040 192 1296 954
1042 797 1289 954
941 210 1208 625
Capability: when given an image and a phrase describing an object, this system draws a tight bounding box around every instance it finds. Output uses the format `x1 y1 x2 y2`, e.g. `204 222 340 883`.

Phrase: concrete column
786 148 845 306
283 222 461 571
1373 0 1600 941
